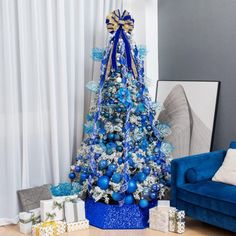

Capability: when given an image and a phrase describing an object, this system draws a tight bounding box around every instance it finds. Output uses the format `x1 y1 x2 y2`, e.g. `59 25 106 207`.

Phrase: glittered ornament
151 184 159 192
97 175 110 190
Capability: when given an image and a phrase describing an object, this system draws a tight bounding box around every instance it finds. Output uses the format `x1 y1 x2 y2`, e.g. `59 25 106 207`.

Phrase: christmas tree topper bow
106 10 134 70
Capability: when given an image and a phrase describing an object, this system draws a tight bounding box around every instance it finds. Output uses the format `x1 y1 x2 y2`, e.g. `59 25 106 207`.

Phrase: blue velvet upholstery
229 141 236 149
171 147 236 233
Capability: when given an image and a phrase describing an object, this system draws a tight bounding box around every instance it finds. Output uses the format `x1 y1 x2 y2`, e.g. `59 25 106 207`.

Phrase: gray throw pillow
17 184 52 211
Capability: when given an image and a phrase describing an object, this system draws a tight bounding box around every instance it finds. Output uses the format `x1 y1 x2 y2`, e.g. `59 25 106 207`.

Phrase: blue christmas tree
69 10 173 208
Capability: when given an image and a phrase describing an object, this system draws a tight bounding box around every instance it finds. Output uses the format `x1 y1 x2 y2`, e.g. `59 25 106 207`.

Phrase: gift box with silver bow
64 198 85 223
19 212 33 234
40 198 64 222
169 209 185 234
66 219 89 232
32 221 66 236
19 208 41 234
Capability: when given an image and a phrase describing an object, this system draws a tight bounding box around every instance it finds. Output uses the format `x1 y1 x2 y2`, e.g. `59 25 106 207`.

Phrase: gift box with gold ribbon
66 219 89 232
32 221 66 236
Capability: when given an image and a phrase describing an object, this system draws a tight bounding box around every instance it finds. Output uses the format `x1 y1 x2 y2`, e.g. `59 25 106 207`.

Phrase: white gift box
40 199 64 222
32 221 66 236
64 199 85 223
169 209 185 234
19 212 33 234
29 208 41 224
67 219 89 232
149 206 176 232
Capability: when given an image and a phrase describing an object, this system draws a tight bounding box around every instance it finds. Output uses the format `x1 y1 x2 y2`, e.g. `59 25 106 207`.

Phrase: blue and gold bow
106 10 134 70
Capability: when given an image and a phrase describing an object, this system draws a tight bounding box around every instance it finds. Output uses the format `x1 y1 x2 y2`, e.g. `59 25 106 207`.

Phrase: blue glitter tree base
85 198 156 229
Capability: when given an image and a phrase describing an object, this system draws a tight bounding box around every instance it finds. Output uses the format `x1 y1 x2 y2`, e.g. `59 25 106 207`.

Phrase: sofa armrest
171 149 226 206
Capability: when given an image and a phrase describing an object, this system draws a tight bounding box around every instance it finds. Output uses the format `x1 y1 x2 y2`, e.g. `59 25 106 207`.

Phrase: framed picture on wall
156 80 220 158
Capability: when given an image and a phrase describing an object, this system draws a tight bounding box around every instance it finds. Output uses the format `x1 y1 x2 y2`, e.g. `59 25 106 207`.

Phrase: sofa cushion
212 148 236 185
177 181 236 217
185 163 220 183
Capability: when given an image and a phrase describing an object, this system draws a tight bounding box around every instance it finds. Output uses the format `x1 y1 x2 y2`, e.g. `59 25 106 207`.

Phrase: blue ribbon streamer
111 27 132 71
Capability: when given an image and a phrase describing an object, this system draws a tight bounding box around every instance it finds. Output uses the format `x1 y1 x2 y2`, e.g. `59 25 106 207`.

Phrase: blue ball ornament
142 187 151 198
95 138 100 144
112 192 124 201
139 199 149 208
143 166 151 175
114 134 121 141
137 172 147 183
151 184 159 192
97 176 110 190
116 107 122 112
127 180 137 193
74 166 81 173
124 194 134 205
108 133 114 140
108 163 117 172
128 158 135 167
98 160 108 170
111 172 122 183
106 148 113 155
150 192 157 200
116 145 123 152
104 113 109 118
69 172 76 179
106 170 113 177
80 173 87 182
118 157 123 165
95 153 101 159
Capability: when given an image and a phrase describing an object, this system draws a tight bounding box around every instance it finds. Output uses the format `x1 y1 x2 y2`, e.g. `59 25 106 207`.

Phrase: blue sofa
171 142 236 233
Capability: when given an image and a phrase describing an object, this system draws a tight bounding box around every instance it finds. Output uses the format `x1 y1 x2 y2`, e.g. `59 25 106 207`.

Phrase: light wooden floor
0 218 234 236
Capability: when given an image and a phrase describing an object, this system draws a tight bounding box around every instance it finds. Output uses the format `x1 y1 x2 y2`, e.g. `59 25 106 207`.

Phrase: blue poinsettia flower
117 88 133 107
84 123 94 134
136 103 146 113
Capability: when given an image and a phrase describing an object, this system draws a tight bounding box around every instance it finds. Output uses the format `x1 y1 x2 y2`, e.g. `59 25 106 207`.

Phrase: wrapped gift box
19 212 33 234
149 201 176 233
64 199 85 223
30 208 41 224
40 199 64 222
169 209 185 234
67 219 89 232
32 221 66 236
